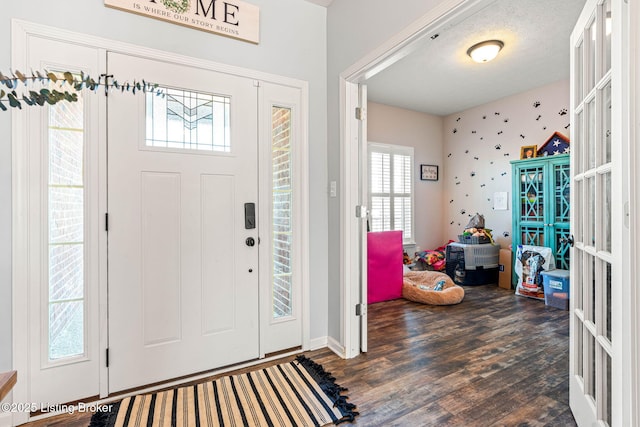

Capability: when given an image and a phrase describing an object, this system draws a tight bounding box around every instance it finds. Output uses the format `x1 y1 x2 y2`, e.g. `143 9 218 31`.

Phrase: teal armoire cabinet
511 154 571 284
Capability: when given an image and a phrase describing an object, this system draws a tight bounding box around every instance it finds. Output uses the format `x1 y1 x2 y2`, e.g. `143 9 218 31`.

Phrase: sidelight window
272 106 293 318
48 90 86 360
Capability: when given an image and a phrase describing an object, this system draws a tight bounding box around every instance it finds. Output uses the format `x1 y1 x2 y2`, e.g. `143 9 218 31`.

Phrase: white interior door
107 53 259 392
569 0 619 425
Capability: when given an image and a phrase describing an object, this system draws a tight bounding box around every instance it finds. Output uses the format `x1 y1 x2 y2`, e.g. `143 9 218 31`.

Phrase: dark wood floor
21 284 576 427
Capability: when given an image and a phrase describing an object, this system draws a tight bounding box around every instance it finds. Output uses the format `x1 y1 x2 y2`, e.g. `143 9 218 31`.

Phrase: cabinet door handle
560 235 575 247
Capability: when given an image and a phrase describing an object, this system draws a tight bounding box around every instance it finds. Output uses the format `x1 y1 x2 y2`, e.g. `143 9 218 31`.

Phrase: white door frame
620 1 640 424
11 18 310 426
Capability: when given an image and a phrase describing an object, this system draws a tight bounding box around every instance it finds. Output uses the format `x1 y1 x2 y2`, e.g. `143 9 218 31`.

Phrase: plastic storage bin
541 269 570 310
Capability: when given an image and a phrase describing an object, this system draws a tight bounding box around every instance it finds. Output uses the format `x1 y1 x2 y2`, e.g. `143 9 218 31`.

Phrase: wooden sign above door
105 0 260 44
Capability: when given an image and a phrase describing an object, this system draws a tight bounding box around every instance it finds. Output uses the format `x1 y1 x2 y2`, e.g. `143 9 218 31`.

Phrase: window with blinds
368 142 414 244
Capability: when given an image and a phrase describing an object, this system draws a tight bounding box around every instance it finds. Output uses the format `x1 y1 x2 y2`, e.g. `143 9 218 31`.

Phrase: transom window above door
145 87 231 152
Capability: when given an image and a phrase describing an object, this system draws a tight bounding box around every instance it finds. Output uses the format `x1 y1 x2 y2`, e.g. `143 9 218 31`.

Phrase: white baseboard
327 336 346 358
308 336 328 351
0 412 12 427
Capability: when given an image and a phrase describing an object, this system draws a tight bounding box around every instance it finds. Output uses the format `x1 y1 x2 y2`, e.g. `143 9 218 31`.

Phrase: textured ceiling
366 0 587 116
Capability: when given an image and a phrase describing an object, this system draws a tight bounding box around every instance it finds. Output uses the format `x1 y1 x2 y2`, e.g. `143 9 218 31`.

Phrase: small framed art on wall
420 164 439 181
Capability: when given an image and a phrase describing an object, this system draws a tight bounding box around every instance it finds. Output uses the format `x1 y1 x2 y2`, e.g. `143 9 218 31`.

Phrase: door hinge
355 107 366 121
355 303 367 316
105 213 109 232
355 205 368 218
106 348 109 367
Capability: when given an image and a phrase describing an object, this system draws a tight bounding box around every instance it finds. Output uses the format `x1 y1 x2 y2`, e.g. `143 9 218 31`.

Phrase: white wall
0 0 328 372
367 102 444 251
442 79 570 248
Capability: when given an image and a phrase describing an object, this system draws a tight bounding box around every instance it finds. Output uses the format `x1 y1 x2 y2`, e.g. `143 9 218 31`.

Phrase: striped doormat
90 356 358 427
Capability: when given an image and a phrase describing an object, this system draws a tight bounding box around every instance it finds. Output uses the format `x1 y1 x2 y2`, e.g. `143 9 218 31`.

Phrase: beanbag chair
402 271 465 305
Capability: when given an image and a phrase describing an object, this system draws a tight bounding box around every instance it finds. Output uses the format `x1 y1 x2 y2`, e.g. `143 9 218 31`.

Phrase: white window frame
367 141 415 245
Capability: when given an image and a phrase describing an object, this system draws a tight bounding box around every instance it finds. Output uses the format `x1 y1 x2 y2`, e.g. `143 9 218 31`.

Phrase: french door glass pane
605 349 612 426
603 172 611 252
574 179 583 242
587 17 597 91
587 99 596 170
48 95 85 361
588 332 596 399
575 40 584 104
587 176 596 247
272 106 293 319
606 263 612 342
574 251 583 311
585 254 595 323
604 82 612 164
604 0 612 74
576 320 584 379
575 110 584 174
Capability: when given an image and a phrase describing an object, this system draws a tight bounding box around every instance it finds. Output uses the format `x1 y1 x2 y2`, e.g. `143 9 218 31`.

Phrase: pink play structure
367 231 403 304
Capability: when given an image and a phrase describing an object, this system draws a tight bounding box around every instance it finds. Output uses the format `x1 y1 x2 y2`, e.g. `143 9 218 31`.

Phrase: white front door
569 0 620 425
107 53 260 392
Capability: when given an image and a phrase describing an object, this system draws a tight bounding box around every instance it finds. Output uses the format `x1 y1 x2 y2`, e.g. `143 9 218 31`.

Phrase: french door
569 0 621 425
107 53 261 392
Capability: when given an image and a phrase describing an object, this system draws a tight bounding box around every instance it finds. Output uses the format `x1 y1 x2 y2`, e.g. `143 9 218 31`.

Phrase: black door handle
246 237 256 247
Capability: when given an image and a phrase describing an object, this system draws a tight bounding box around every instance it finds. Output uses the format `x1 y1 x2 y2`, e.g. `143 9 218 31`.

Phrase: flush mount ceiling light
467 40 504 63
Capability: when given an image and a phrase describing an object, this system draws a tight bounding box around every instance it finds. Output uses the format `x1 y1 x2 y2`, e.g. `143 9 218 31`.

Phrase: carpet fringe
295 355 359 425
89 401 119 427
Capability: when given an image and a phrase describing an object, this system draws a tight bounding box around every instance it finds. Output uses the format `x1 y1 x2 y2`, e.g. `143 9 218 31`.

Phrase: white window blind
368 142 414 244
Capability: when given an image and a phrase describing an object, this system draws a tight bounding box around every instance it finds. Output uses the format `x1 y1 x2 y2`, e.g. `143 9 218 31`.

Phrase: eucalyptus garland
0 70 163 111
161 0 190 14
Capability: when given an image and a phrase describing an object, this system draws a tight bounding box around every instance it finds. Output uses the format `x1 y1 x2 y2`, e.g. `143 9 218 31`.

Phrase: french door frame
11 19 310 426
